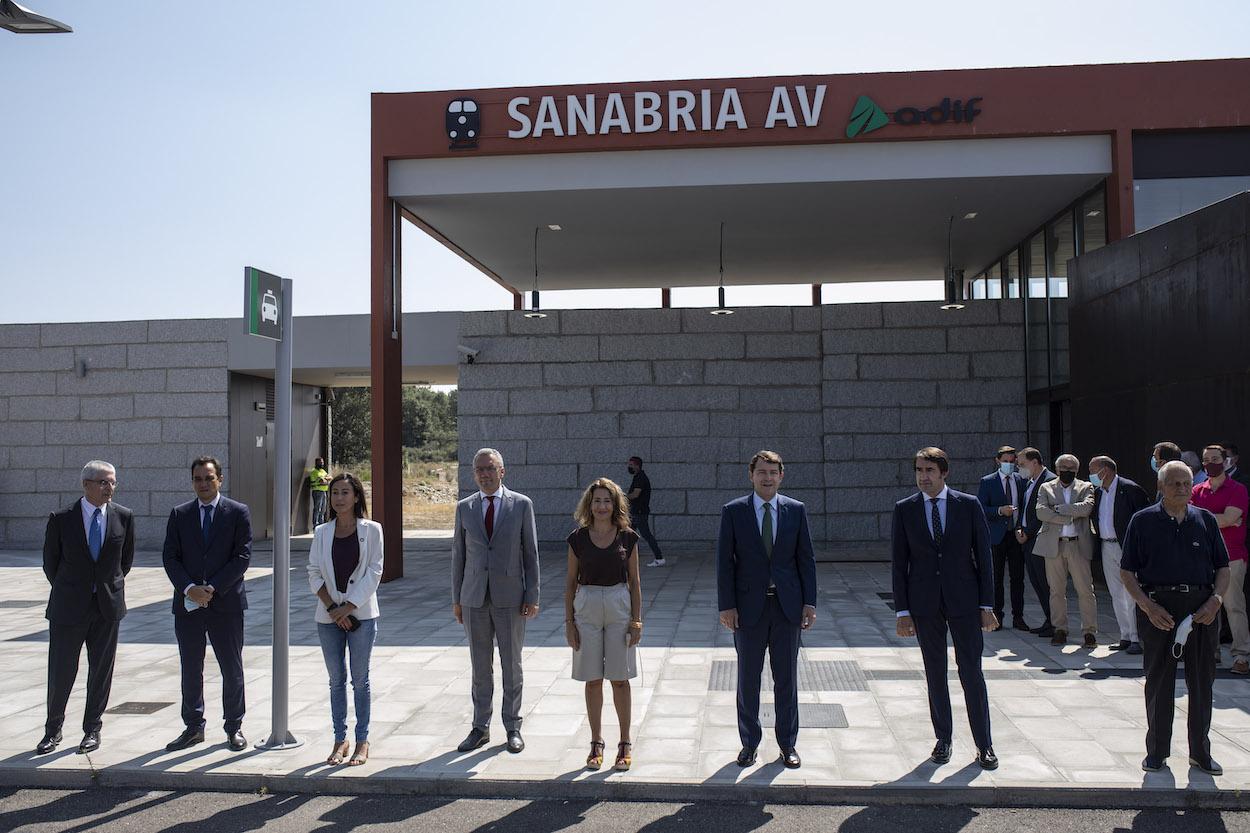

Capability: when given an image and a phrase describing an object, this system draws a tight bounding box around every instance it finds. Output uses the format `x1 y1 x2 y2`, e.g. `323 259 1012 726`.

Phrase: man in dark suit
977 445 1029 631
1015 447 1056 638
1090 455 1151 654
717 450 817 770
37 460 135 755
162 456 252 752
893 447 999 770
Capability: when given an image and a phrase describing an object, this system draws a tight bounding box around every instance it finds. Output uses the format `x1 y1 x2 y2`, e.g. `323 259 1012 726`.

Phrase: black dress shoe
77 731 100 754
36 732 62 754
1127 641 1143 655
930 740 952 764
1034 624 1055 638
1190 756 1223 776
736 746 758 767
780 748 801 769
457 727 489 753
977 747 999 770
1110 639 1130 651
1142 755 1166 772
226 730 247 752
166 726 205 752
506 729 525 754
1083 633 1098 648
1012 619 1031 631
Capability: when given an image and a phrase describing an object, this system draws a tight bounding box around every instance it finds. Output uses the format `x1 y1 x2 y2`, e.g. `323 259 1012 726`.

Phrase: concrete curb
3 765 1250 810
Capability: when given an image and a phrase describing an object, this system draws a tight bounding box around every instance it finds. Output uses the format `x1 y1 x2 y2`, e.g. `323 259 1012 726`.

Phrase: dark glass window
1081 188 1106 254
1025 233 1049 391
1004 251 1021 299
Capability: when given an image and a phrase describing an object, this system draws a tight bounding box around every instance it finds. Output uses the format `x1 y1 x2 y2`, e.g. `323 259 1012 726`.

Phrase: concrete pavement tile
643 696 704 717
639 716 703 738
1007 717 1092 739
1032 739 1120 767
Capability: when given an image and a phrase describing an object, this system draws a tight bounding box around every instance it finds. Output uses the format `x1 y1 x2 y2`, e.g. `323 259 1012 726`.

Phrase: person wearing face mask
1183 450 1209 486
1034 454 1098 647
1224 443 1250 492
1151 442 1183 500
1014 448 1056 638
1089 456 1151 654
978 446 1029 632
626 457 664 567
1190 445 1249 674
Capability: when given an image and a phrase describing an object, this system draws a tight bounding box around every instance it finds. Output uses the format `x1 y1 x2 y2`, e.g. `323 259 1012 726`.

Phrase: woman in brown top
565 477 643 771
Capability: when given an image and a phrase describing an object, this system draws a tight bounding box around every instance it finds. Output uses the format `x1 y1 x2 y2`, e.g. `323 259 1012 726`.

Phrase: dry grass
345 460 458 530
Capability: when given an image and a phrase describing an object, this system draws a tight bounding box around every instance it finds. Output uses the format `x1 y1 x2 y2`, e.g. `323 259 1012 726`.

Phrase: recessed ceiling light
547 224 562 231
963 212 978 220
940 302 966 311
1086 210 1101 217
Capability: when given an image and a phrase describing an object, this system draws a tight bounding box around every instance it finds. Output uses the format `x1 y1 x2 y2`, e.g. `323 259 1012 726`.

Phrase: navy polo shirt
1120 502 1229 585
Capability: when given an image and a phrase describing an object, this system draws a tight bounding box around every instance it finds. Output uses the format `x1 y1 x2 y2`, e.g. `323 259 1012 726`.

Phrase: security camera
457 344 480 364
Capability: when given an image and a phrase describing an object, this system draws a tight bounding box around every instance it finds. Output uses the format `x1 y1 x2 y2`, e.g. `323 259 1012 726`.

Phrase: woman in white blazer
307 472 384 767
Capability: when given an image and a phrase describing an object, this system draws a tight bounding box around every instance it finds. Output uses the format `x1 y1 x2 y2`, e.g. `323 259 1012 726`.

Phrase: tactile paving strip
106 701 174 715
709 659 868 691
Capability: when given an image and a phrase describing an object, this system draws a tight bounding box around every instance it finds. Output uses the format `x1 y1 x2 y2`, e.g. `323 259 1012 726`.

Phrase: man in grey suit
452 447 540 754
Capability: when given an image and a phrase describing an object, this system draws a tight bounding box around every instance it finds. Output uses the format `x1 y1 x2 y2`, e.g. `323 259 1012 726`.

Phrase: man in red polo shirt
1192 444 1250 674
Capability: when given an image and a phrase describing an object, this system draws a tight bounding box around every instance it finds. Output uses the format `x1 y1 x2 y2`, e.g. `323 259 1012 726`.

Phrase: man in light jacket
1034 453 1097 647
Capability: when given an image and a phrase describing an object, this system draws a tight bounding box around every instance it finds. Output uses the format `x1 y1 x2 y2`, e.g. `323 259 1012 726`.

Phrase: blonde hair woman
564 478 643 771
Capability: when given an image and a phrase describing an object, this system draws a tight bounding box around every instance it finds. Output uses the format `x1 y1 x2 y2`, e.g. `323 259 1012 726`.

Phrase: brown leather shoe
1050 629 1068 646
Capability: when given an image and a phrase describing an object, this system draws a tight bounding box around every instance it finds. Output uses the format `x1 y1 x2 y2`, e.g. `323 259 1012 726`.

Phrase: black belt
766 587 777 596
1059 536 1079 542
1143 584 1211 594
1101 538 1119 544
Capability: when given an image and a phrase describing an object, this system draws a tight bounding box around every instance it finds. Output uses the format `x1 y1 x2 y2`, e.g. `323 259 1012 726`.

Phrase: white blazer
307 518 384 624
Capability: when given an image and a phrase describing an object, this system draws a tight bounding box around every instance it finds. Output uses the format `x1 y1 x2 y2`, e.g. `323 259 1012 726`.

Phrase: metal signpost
245 266 302 750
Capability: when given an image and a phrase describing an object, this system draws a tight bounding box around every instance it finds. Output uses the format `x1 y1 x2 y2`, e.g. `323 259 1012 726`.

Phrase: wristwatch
1214 593 1224 606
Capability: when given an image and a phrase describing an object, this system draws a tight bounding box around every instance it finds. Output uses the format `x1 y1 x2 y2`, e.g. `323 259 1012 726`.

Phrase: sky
2 1 1248 325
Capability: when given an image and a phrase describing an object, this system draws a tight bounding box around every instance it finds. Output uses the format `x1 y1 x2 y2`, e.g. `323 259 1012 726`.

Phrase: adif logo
446 98 480 149
846 94 983 138
846 95 889 138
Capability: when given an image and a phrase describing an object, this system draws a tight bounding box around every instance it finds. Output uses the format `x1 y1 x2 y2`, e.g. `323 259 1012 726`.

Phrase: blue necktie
88 508 102 562
930 498 943 547
202 504 213 544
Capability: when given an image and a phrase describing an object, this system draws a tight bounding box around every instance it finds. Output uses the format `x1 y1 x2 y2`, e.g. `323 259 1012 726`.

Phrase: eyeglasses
89 479 117 488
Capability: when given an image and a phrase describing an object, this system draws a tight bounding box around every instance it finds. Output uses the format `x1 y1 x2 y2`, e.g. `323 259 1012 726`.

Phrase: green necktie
762 502 773 559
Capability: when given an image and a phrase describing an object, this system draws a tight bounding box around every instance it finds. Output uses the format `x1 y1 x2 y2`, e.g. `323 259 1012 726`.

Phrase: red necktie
485 495 495 539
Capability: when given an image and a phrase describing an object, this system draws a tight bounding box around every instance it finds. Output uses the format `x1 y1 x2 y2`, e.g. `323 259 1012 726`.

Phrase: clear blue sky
2 1 1247 324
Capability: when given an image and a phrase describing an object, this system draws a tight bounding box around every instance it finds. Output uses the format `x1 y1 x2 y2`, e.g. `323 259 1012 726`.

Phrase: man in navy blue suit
893 447 999 769
162 456 252 752
717 450 817 769
977 446 1029 631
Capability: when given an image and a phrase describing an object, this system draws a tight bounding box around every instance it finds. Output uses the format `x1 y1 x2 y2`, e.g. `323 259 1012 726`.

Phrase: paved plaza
2 542 1250 806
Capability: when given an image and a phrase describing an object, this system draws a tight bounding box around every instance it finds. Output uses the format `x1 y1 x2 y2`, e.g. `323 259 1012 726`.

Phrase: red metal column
1106 129 1135 243
371 161 404 582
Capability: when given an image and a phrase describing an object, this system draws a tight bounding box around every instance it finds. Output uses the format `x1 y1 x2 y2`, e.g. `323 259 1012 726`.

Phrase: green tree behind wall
330 386 457 466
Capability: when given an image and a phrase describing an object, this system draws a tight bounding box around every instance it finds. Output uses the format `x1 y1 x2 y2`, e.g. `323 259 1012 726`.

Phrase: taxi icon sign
261 290 279 324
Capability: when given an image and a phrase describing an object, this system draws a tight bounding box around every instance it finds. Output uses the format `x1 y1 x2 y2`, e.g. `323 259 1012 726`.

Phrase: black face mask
627 467 637 475
1058 471 1076 486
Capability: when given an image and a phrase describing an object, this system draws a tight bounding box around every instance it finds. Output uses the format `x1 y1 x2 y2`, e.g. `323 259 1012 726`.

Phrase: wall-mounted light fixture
710 221 734 315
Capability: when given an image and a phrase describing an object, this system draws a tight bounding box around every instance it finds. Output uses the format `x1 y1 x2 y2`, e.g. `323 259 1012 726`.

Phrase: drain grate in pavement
0 600 43 609
709 660 868 692
760 703 849 728
106 701 173 715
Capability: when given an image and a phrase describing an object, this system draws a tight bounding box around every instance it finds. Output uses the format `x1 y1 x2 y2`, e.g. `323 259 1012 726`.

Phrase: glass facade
963 183 1107 454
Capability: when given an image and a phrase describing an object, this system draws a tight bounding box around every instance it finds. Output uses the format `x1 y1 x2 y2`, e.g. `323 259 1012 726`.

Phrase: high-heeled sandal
586 739 605 770
614 741 632 771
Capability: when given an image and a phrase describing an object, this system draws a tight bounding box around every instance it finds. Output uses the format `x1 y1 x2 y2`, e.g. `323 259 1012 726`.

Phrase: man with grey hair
1121 460 1229 774
1035 453 1098 647
451 447 540 754
1090 455 1151 654
37 461 135 755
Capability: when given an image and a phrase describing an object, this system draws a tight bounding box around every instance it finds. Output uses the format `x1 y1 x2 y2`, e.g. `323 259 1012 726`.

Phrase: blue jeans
311 491 327 526
317 618 377 742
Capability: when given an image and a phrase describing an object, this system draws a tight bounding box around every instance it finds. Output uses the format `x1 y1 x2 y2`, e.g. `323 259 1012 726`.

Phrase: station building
1 59 1248 575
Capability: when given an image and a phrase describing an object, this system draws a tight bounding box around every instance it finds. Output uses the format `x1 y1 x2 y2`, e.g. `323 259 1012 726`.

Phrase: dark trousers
631 511 662 558
734 595 800 751
175 609 246 732
1139 590 1217 761
914 610 992 750
992 536 1026 622
46 605 119 735
1024 546 1052 625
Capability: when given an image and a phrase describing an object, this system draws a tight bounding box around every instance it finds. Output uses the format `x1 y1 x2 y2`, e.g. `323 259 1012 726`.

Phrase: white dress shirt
1099 476 1119 541
186 493 223 596
923 486 949 539
80 497 107 540
753 493 779 543
479 487 503 519
1060 485 1076 537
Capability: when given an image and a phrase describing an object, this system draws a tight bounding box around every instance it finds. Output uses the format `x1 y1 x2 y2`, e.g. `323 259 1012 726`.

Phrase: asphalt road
2 789 1250 833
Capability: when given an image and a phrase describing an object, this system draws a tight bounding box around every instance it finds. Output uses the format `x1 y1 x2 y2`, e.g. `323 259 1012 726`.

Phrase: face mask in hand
1058 471 1076 486
1172 614 1195 659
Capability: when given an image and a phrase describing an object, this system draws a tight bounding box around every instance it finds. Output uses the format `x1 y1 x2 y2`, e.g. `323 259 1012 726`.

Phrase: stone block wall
458 300 1026 553
0 320 230 547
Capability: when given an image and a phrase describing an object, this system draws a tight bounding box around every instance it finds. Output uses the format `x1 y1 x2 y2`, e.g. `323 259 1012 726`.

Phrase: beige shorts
572 583 638 682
